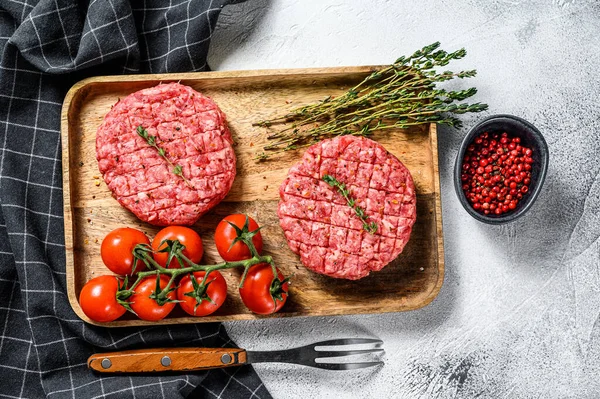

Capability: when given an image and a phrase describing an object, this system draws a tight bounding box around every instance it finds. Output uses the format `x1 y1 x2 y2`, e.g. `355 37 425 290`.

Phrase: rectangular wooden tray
61 66 445 327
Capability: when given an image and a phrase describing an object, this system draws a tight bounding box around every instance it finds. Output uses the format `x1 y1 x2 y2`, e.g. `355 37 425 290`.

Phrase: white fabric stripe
0 119 57 133
53 41 137 70
107 0 132 76
142 0 152 74
8 232 64 247
250 383 264 399
0 364 39 374
27 2 77 20
164 0 173 72
84 4 105 68
184 1 196 71
158 374 166 398
26 12 56 68
47 378 110 396
20 32 80 53
145 38 211 62
0 394 31 399
26 314 83 322
0 39 19 204
0 65 43 74
199 383 219 398
2 176 61 190
2 176 61 189
217 366 242 398
80 10 131 41
2 148 61 161
32 336 79 347
18 340 32 397
19 68 51 399
139 7 218 35
222 365 259 395
53 0 75 64
0 335 31 344
9 0 34 11
45 99 62 331
0 361 87 374
88 380 183 399
3 204 63 219
0 307 26 313
22 289 67 295
131 4 187 12
20 65 37 399
0 94 61 105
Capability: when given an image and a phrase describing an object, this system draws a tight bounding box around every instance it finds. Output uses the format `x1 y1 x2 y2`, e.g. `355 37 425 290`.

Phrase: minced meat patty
278 136 416 280
96 82 236 226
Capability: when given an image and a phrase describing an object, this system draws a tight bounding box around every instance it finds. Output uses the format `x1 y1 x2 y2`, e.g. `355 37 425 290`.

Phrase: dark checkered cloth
0 1 271 398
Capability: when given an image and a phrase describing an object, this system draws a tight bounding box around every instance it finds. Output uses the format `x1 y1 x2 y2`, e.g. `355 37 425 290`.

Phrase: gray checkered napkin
0 1 271 398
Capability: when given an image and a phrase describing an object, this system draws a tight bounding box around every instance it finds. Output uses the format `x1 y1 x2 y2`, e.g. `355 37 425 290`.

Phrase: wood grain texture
61 67 445 327
88 348 247 373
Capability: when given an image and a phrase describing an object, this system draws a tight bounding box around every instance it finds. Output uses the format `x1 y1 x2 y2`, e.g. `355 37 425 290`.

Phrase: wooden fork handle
88 348 247 373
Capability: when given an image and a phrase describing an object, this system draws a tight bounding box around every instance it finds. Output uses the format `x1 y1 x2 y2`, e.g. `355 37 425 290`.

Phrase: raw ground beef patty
278 136 416 279
96 82 236 226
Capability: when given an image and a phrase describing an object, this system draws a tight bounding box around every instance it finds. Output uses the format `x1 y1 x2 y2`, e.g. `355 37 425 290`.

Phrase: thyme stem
322 174 377 234
136 125 192 187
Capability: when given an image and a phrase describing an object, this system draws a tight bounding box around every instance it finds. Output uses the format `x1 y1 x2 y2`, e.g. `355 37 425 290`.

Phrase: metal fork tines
246 338 384 370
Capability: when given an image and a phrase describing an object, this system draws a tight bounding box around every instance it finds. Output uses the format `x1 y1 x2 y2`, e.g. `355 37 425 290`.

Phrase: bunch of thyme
254 42 488 160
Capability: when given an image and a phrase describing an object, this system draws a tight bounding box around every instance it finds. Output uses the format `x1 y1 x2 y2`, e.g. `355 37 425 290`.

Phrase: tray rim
61 66 445 327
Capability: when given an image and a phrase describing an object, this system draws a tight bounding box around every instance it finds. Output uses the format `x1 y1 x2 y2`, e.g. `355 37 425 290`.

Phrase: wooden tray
61 66 445 327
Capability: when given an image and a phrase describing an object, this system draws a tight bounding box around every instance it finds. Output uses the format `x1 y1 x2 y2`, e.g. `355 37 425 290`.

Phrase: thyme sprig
323 174 377 234
136 125 192 187
254 42 488 160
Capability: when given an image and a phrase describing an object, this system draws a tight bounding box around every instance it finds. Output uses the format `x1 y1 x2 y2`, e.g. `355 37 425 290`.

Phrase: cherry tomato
152 226 203 269
177 271 227 316
215 214 263 262
239 263 288 315
79 275 126 322
130 275 176 321
101 227 150 275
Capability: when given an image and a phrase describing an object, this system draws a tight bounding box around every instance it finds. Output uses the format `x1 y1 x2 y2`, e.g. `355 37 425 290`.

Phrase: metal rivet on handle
221 354 232 364
101 358 112 369
161 356 171 367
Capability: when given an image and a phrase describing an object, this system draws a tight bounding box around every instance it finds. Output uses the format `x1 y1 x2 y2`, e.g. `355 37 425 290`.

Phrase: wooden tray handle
88 347 247 373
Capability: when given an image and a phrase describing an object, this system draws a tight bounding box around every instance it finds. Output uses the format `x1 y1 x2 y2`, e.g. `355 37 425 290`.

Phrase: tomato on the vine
177 271 228 316
239 263 288 315
79 275 127 322
215 214 263 262
101 227 150 275
152 226 203 269
130 275 176 321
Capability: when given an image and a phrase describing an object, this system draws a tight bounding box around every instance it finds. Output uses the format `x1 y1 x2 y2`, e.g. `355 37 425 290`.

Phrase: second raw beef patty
96 82 236 226
278 136 416 280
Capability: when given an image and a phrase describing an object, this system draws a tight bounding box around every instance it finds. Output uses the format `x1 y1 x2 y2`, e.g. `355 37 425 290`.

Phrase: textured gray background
207 1 600 397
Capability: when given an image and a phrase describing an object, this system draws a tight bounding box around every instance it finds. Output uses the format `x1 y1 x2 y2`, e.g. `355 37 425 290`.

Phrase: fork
88 338 384 373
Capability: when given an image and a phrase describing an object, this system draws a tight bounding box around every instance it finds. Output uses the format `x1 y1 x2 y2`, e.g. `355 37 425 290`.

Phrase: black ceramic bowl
454 114 549 224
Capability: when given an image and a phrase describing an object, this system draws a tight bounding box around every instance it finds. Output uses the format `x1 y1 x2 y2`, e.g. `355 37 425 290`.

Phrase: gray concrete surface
208 1 600 397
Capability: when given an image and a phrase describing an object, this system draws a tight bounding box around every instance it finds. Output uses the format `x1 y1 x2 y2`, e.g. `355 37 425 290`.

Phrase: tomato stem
184 273 216 315
225 215 262 258
129 242 276 306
